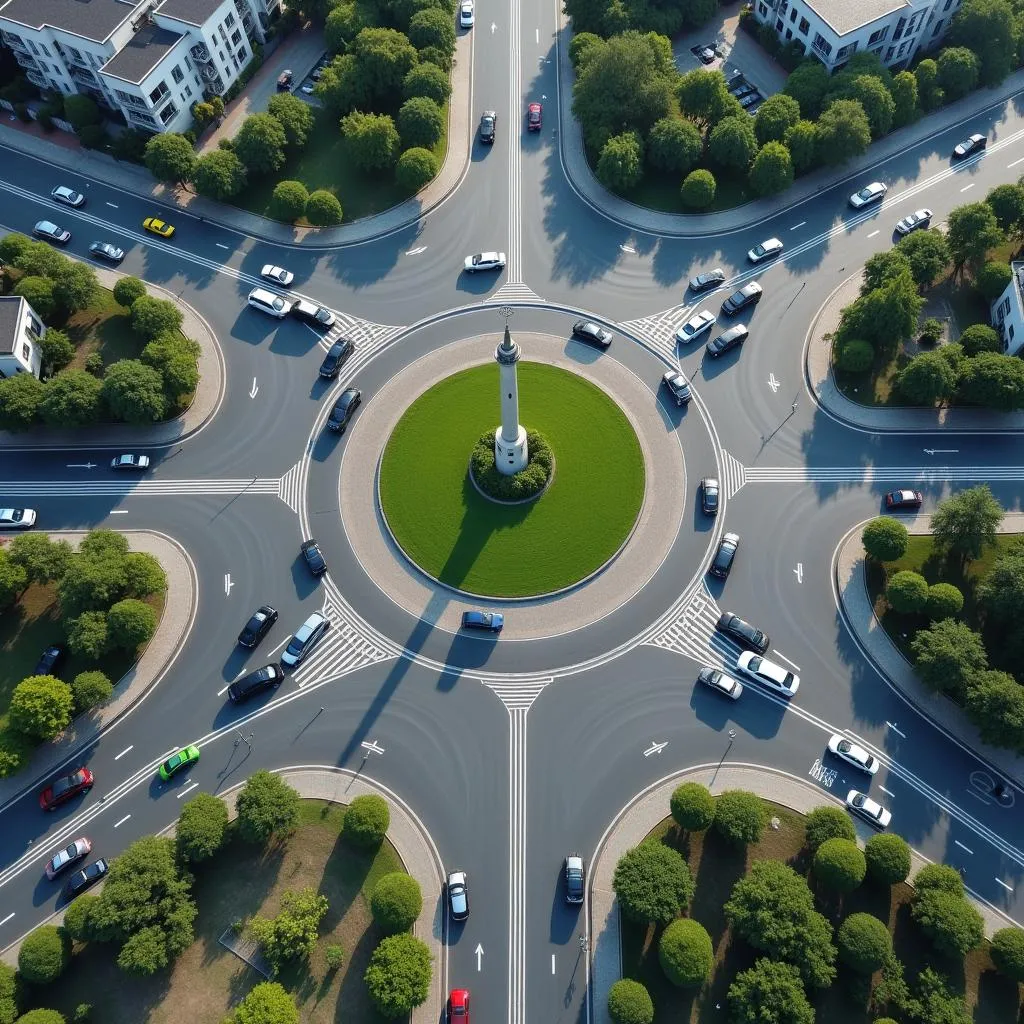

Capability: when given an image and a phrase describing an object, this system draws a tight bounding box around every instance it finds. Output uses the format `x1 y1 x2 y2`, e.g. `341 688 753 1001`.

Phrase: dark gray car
709 532 739 578
706 324 749 358
721 282 762 315
327 388 361 432
319 339 354 379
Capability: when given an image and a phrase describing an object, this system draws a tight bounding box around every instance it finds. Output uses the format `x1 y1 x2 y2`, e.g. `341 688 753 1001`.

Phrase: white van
247 287 293 319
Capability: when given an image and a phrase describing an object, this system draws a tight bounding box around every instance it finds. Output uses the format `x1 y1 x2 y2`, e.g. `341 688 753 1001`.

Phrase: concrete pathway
0 261 224 448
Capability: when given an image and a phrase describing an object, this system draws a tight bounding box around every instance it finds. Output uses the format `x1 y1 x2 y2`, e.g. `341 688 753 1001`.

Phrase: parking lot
277 52 329 104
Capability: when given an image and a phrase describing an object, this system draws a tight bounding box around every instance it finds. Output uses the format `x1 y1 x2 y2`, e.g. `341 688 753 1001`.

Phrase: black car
701 477 720 515
709 532 739 579
327 388 361 432
571 320 613 349
689 268 725 292
706 324 749 358
89 241 125 263
479 110 496 144
277 69 293 90
237 605 278 648
715 612 770 653
564 854 585 904
227 663 284 703
301 538 327 576
319 338 354 379
34 643 66 677
63 858 108 900
953 133 987 158
721 282 762 315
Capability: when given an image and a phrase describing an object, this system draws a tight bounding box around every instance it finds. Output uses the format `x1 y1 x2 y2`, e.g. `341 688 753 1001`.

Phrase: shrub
670 782 715 832
680 169 716 209
837 912 892 973
713 790 767 847
959 323 1001 357
613 842 694 924
112 276 147 308
835 336 874 372
0 963 16 1024
658 918 713 988
597 132 644 192
18 925 69 984
176 791 229 862
68 611 109 659
250 887 329 971
130 296 183 340
9 675 74 741
396 148 438 193
607 979 654 1024
364 933 432 1018
15 1014 65 1024
865 833 912 885
344 794 390 848
470 430 552 501
396 96 444 150
925 582 964 620
918 317 943 345
305 190 343 226
236 770 300 844
14 276 55 322
804 805 856 851
325 945 345 972
370 872 423 933
402 62 450 104
271 180 309 222
976 261 1013 302
911 887 984 956
886 570 929 614
862 517 908 562
71 670 112 714
991 926 1024 981
72 1008 90 1024
813 838 867 894
231 982 298 1024
646 117 702 175
106 597 157 649
61 893 98 942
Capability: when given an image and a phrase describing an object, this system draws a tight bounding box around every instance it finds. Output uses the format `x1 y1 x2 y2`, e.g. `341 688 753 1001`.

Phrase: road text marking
114 745 133 760
114 814 131 828
924 448 958 455
954 840 974 854
643 741 667 757
794 563 803 584
551 954 556 974
619 244 636 253
361 740 385 756
879 786 894 796
67 462 96 469
177 782 199 799
771 649 801 671
809 758 837 788
886 721 906 738
996 878 1015 893
405 246 427 256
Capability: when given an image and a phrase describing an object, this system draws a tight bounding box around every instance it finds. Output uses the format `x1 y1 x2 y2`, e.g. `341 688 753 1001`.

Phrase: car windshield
53 773 82 796
852 793 866 808
837 740 852 754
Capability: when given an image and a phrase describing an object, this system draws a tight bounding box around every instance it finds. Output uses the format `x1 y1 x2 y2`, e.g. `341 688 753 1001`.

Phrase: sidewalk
0 262 224 448
0 530 196 808
834 514 1024 788
804 270 1024 431
0 27 472 247
589 763 1011 1024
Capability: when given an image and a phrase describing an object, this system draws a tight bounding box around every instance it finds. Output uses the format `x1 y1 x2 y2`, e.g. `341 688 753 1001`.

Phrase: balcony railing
70 64 99 82
189 42 211 62
811 41 834 61
2 32 27 51
199 61 221 81
25 70 46 87
14 51 40 69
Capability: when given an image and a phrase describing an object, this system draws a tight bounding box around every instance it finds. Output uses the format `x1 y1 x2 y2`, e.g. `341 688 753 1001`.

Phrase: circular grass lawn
378 362 645 598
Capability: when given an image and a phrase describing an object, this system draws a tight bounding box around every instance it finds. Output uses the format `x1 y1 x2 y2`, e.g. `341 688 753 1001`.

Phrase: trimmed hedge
470 430 553 501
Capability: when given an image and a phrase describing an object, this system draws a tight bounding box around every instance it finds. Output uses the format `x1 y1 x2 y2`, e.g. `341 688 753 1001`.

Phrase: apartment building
0 295 44 379
752 0 963 74
990 263 1024 357
0 0 281 134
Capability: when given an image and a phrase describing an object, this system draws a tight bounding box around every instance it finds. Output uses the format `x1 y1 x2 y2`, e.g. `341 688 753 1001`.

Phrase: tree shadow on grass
334 925 383 1024
691 832 747 951
695 935 758 1024
317 834 376 933
974 965 1022 1024
890 899 966 995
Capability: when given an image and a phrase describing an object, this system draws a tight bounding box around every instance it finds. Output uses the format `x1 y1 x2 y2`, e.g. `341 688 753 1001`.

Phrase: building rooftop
804 0 909 36
101 20 181 82
0 296 27 356
155 0 224 27
0 0 146 44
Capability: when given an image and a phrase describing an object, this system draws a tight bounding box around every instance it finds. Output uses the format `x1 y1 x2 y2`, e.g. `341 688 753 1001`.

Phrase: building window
932 18 943 35
218 50 225 63
27 40 37 54
812 33 832 56
230 29 242 45
171 64 184 83
37 61 47 71
1011 324 1016 340
758 1 768 15
184 54 193 71
149 80 169 103
237 45 247 61
885 46 895 61
183 84 192 98
789 7 796 21
158 101 178 124
944 0 953 7
798 16 809 33
897 40 909 56
27 313 42 335
39 44 49 55
20 343 30 362
219 25 228 42
775 17 783 31
225 11 235 26
785 27 792 38
893 16 906 39
868 26 887 44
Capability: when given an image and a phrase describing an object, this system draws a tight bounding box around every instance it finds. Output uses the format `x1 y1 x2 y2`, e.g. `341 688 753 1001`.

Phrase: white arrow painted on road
475 943 484 970
794 563 803 584
249 378 259 399
643 741 667 757
67 462 97 469
405 246 427 256
767 373 780 393
619 244 636 253
924 448 958 455
491 21 496 32
224 573 233 596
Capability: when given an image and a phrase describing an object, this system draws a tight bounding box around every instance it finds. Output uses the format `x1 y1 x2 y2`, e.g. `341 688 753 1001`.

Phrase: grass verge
379 361 645 596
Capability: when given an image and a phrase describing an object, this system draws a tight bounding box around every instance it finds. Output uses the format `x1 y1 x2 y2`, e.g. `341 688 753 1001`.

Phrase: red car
448 988 470 1023
526 102 542 131
885 489 923 510
39 768 94 811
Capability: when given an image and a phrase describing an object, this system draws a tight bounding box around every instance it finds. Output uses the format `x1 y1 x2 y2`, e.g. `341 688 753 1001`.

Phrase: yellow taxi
142 217 175 238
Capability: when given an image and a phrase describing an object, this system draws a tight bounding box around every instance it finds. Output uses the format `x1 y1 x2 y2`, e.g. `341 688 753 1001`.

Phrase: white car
849 182 887 209
846 789 891 829
0 508 36 530
747 237 783 263
45 836 92 879
827 734 879 775
735 651 800 697
662 370 691 406
674 309 717 344
261 265 294 287
51 185 85 207
895 209 932 236
110 454 150 471
459 0 474 26
464 251 506 273
697 666 743 700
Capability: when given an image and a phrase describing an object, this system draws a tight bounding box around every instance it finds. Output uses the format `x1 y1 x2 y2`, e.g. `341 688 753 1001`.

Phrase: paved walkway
835 513 1024 788
0 260 224 448
805 270 1024 431
0 530 196 808
589 763 1011 1024
0 26 472 247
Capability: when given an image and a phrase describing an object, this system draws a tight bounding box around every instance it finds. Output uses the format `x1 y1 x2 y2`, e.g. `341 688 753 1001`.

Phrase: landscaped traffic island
378 361 645 597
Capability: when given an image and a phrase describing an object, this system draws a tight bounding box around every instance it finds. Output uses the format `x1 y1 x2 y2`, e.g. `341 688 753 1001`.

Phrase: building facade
989 263 1024 357
0 295 45 379
0 0 280 134
752 0 963 74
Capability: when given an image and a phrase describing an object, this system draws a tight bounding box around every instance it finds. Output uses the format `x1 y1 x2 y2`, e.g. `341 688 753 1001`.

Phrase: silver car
846 790 891 829
464 251 506 272
697 666 742 700
849 182 887 209
662 370 691 406
675 309 716 344
51 185 85 207
45 836 92 879
895 209 932 236
261 264 294 287
747 238 782 263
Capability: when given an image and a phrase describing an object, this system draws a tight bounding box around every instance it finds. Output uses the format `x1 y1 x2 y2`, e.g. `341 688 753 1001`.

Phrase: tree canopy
612 842 694 923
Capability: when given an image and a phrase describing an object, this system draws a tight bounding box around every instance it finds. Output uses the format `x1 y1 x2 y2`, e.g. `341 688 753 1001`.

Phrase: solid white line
114 814 131 828
550 954 555 974
954 840 974 854
0 913 13 927
114 745 133 760
105 202 118 208
867 230 879 238
176 782 198 799
960 183 975 192
886 721 906 738
771 648 801 671
879 785 894 797
996 878 1014 892
110 510 128 514
790 221 805 230
216 682 231 696
215 242 229 249
1009 157 1024 168
535 28 539 42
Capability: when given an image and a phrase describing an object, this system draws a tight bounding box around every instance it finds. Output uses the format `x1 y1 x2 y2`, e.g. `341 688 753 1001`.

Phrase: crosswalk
2 477 282 496
620 313 678 362
646 586 742 667
320 314 405 356
277 462 302 513
480 676 552 710
491 282 543 302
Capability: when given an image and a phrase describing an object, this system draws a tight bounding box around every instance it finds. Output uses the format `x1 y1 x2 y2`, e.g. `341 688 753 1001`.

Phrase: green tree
13 276 55 321
236 770 300 844
350 27 419 108
804 805 857 850
0 550 27 609
753 93 800 144
124 551 167 597
936 46 980 100
408 6 454 51
607 979 653 1024
949 0 1016 85
959 322 1002 356
64 94 99 130
325 2 366 51
911 885 984 956
947 201 1003 275
0 373 43 432
612 842 694 923
680 168 716 208
234 113 287 175
865 833 912 885
15 1014 65 1024
814 838 866 894
176 791 228 862
68 611 109 659
713 789 767 847
0 964 15 1024
886 568 930 611
815 99 871 164
959 350 1024 410
597 132 644 191
191 100 216 128
271 180 309 221
727 958 814 1024
895 229 951 289
848 74 895 138
402 61 450 104
341 110 401 170
974 262 1013 303
141 334 200 407
749 140 793 196
192 150 246 200
915 58 943 110
670 781 715 831
932 484 1003 564
13 241 67 279
37 330 75 377
50 262 97 315
990 926 1024 982
396 96 444 150
658 918 712 988
978 538 1024 626
863 250 912 295
0 232 31 264
708 114 758 174
646 117 702 174
143 133 195 185
837 912 892 973
677 68 741 129
926 582 964 620
784 119 819 174
9 675 74 740
266 92 314 148
370 872 422 933
891 70 918 127
113 276 147 308
117 925 169 976
105 597 157 649
783 59 831 119
911 618 988 699
563 0 608 33
344 793 390 847
17 926 69 984
986 182 1024 235
964 670 1024 751
862 517 908 562
251 887 329 972
231 982 298 1024
71 670 113 713
396 147 438 193
102 360 166 424
130 296 183 340
305 190 344 226
364 933 432 1018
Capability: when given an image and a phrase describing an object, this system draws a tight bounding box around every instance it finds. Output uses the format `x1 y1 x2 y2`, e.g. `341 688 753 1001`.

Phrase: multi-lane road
3 3 1024 1020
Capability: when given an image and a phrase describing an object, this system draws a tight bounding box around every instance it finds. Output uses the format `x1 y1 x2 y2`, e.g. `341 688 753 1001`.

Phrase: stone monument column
494 323 528 475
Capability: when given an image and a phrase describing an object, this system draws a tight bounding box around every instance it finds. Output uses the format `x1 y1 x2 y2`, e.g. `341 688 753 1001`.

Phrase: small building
989 262 1024 357
0 294 45 379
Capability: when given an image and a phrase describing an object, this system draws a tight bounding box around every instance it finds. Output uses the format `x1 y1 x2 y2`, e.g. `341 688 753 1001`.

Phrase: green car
159 745 200 781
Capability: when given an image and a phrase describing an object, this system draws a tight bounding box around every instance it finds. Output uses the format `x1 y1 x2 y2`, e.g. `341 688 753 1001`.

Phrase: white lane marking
176 782 198 799
105 202 118 208
771 649 801 672
215 242 230 249
793 563 803 584
550 954 555 974
535 28 538 42
867 230 879 238
114 814 131 828
217 681 232 696
960 183 975 192
110 510 128 514
790 221 805 230
361 740 386 756
1009 157 1024 168
114 745 133 760
879 785 894 796
67 462 96 469
0 913 13 926
954 840 974 854
405 246 427 256
996 878 1015 892
924 447 959 455
491 21 496 32
475 943 484 970
886 721 906 738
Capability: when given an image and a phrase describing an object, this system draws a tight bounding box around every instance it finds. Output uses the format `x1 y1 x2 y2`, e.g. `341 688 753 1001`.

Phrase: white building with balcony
989 262 1024 357
0 0 280 134
752 0 962 74
0 295 45 379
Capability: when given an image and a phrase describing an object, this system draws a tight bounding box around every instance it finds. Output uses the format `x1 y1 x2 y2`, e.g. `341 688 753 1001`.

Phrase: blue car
461 611 503 632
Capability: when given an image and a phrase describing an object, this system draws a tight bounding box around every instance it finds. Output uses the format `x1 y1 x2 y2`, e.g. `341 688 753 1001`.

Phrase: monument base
494 425 529 475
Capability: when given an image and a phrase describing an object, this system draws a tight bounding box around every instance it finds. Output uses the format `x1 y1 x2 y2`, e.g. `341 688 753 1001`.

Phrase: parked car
675 309 716 343
849 182 887 209
301 538 328 575
277 69 293 90
238 605 279 648
280 611 331 667
747 238 783 263
34 643 66 677
319 338 355 378
462 610 504 632
464 251 506 272
39 768 93 811
260 264 294 286
701 477 719 515
89 241 125 263
697 46 716 64
527 102 542 131
459 0 474 26
715 612 769 653
0 508 36 530
572 320 613 348
248 287 292 318
846 790 891 828
953 133 987 158
697 666 743 700
327 388 362 432
885 489 923 510
739 92 761 109
447 870 470 920
142 217 175 238
159 745 200 781
45 837 92 880
721 282 762 315
448 989 470 1024
292 298 336 327
689 268 726 292
564 854 585 904
709 531 739 579
736 651 800 697
895 208 932 236
110 454 150 470
827 734 880 775
227 663 285 703
51 185 85 207
706 323 749 358
479 110 496 144
662 370 691 406
730 82 753 98
62 858 108 900
33 220 71 244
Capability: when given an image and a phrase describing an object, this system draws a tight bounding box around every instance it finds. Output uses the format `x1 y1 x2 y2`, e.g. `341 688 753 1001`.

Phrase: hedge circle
607 978 654 1024
658 918 713 988
837 912 892 973
670 782 716 832
344 794 390 849
370 872 423 933
864 833 911 886
814 837 867 894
